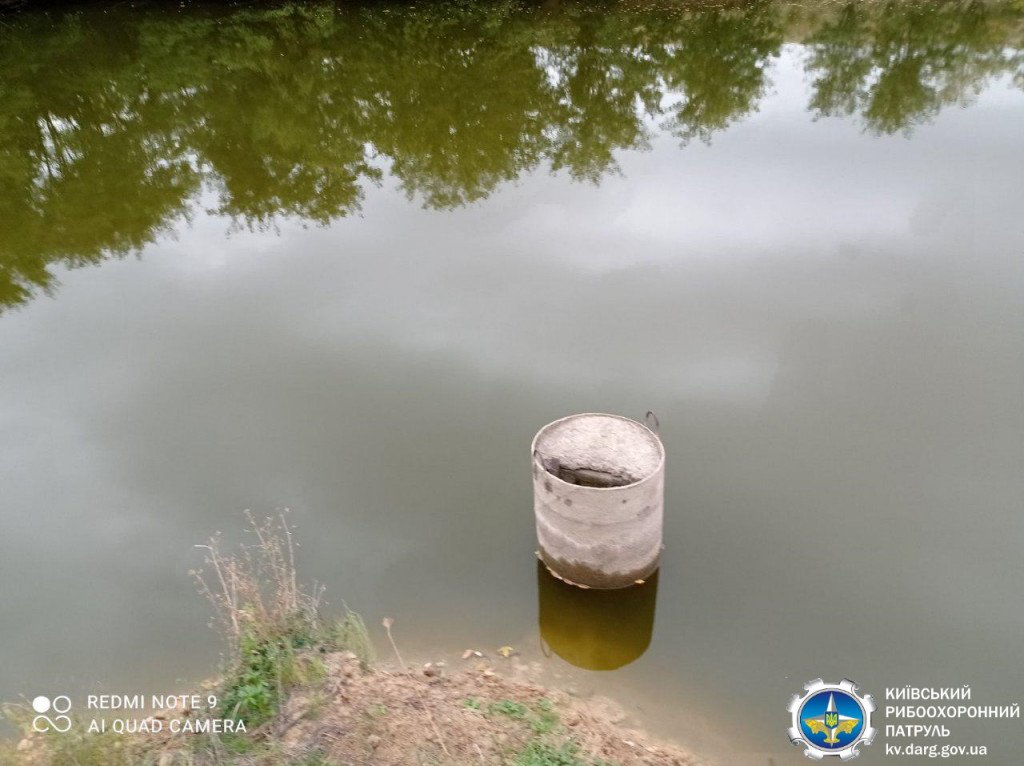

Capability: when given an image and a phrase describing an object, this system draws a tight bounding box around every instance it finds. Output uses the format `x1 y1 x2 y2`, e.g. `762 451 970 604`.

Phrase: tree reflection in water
1 0 1021 309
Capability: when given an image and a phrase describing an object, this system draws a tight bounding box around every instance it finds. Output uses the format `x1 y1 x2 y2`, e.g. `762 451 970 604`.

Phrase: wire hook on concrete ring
644 410 660 435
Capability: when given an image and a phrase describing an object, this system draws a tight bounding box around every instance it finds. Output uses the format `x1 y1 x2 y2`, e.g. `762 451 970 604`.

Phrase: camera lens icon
31 695 72 733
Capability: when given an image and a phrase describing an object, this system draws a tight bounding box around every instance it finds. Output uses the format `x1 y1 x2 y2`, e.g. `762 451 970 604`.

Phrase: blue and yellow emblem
800 691 863 747
787 679 876 760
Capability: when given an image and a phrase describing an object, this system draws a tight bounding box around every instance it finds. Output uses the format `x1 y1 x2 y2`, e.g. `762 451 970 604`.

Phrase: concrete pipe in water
531 412 664 589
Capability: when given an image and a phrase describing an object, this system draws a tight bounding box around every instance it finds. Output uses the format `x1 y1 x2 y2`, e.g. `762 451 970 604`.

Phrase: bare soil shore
276 651 699 765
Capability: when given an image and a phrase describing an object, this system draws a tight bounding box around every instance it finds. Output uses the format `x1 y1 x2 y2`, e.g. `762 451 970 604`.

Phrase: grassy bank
1 517 694 766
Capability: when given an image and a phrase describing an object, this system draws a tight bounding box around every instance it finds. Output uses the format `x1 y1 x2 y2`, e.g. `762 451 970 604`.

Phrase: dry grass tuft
192 511 324 657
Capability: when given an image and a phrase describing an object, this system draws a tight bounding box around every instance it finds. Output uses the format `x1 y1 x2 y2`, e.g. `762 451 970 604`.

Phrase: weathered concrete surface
532 413 665 589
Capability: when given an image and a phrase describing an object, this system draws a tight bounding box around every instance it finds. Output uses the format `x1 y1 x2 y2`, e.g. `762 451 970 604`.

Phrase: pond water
1 1 1023 762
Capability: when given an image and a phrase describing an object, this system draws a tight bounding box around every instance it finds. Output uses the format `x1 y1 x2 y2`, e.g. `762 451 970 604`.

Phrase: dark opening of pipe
540 455 634 488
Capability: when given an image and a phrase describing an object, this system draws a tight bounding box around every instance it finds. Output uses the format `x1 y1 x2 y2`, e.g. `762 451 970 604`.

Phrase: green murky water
1 1 1023 761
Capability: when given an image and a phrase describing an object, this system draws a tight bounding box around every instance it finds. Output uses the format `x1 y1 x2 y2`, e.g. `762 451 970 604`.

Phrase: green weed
530 698 560 734
489 699 529 719
325 609 376 668
513 740 589 766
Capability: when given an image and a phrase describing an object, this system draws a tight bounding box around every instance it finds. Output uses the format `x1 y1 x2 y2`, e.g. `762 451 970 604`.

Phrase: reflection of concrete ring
536 560 658 671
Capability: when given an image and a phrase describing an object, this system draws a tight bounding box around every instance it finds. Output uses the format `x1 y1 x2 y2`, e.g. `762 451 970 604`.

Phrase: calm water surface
1 1 1023 762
